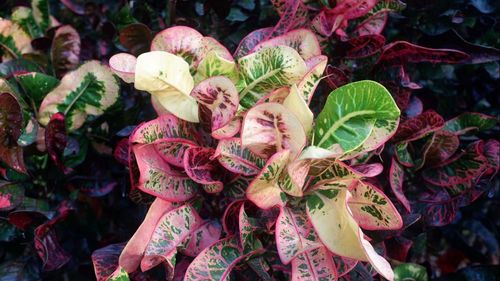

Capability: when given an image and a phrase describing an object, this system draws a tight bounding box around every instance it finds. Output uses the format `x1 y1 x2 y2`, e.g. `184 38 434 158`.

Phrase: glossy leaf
194 51 237 83
38 61 119 131
141 204 202 271
133 144 198 201
282 85 314 134
393 110 445 143
0 92 26 174
0 19 32 59
150 26 203 67
15 72 59 105
389 158 411 212
154 138 197 168
276 207 321 264
109 53 136 83
234 27 273 59
180 220 222 257
246 149 290 209
297 55 328 104
119 23 152 56
32 0 50 32
443 112 498 135
191 76 239 133
291 247 338 281
237 46 307 108
214 138 265 176
45 112 71 174
51 25 81 78
313 80 400 153
0 182 24 211
253 29 321 61
425 130 460 166
134 51 198 122
242 102 306 158
130 114 196 144
184 147 224 193
393 263 427 281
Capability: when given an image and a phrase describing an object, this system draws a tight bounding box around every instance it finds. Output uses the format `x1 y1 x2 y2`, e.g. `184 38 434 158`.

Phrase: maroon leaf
184 147 224 193
51 25 81 78
34 226 71 271
376 41 469 66
352 10 388 37
483 139 499 178
119 23 153 56
389 157 411 213
113 138 129 166
425 130 460 166
331 0 377 20
325 65 350 90
393 110 445 143
386 236 413 262
92 243 126 281
344 35 386 59
268 0 309 39
418 190 459 227
45 112 72 174
0 92 26 174
383 81 411 111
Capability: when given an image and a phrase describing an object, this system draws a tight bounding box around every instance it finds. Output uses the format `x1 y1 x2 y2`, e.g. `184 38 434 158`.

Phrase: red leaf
184 147 225 193
393 110 445 143
376 41 469 66
45 112 72 174
386 236 413 262
352 10 388 37
331 0 377 20
325 65 350 90
0 92 26 174
344 35 386 59
34 226 71 271
483 139 499 178
268 0 309 39
425 130 460 166
418 190 459 227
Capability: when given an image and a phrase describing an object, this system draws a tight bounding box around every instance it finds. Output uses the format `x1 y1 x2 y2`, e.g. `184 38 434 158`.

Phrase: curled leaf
109 53 136 83
51 25 81 78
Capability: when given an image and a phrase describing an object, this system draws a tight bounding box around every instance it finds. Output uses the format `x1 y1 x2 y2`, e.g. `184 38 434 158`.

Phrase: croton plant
88 22 409 280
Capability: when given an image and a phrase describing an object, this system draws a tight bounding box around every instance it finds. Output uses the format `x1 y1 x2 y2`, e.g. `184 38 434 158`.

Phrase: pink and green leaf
212 115 242 140
133 144 199 201
180 220 222 257
130 114 196 144
268 0 309 39
233 27 273 59
443 112 498 135
214 138 265 176
184 147 225 193
393 110 444 143
424 130 460 166
92 243 126 281
0 182 24 211
352 10 388 37
141 204 202 271
297 55 328 104
291 247 338 281
389 157 411 213
154 138 197 168
276 207 321 264
109 53 136 83
239 204 263 253
242 102 306 158
150 26 204 68
344 35 386 59
253 29 321 61
483 139 499 177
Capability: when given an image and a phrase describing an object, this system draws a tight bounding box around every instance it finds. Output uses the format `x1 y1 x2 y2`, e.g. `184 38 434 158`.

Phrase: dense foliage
0 0 498 280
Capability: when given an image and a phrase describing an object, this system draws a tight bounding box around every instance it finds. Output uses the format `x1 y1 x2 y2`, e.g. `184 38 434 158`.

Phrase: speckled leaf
242 102 306 158
389 158 411 213
134 51 198 122
334 256 358 277
133 144 198 201
276 207 321 264
51 25 81 78
443 112 498 135
393 110 444 143
130 114 196 144
237 46 307 108
0 92 26 174
92 243 125 281
180 220 222 257
291 247 338 281
424 130 460 166
154 138 196 168
109 53 136 83
422 141 488 187
297 55 327 104
38 61 119 131
212 115 242 140
0 182 24 211
313 81 400 153
214 138 265 176
268 0 309 39
185 236 255 281
150 26 203 68
0 18 32 59
194 51 237 83
394 142 414 167
191 76 239 133
184 147 224 193
119 198 175 273
234 27 273 59
253 29 321 61
239 204 263 253
348 180 403 230
306 185 394 280
246 150 290 209
352 10 388 37
15 72 59 105
141 204 202 271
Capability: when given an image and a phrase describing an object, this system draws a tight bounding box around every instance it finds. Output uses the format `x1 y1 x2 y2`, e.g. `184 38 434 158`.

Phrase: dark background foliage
0 0 499 280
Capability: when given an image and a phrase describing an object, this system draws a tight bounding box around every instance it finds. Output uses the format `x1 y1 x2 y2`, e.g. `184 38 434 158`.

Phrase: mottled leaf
389 157 411 212
15 72 59 105
291 247 338 281
297 55 327 104
214 138 265 176
150 26 203 67
234 27 273 59
0 92 26 173
130 114 196 144
253 29 321 61
51 25 80 78
92 243 125 281
184 146 225 193
180 220 222 257
352 10 388 37
0 182 24 211
344 35 385 59
443 112 497 135
393 110 444 143
45 112 72 173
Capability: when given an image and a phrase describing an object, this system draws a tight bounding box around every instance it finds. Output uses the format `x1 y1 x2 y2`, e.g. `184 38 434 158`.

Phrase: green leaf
0 19 32 59
394 263 428 281
11 7 43 38
32 0 50 32
313 80 400 153
107 267 130 281
237 46 307 108
443 112 498 135
38 61 119 131
16 72 59 105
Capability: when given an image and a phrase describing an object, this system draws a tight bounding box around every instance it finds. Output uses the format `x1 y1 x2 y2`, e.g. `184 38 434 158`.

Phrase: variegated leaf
276 207 321 264
150 26 204 68
334 255 358 277
394 142 414 167
0 183 24 211
424 130 460 166
184 147 224 193
214 138 265 176
393 110 444 143
389 158 411 213
11 7 42 38
352 10 388 37
180 220 222 257
92 243 125 281
134 51 198 122
297 55 328 104
107 267 130 281
291 247 338 281
239 203 263 253
109 53 136 83
38 61 119 131
283 84 314 134
194 51 238 83
0 18 33 60
184 236 252 281
141 204 202 271
130 114 196 144
133 144 199 201
246 150 290 209
32 0 50 32
253 29 321 61
154 138 197 168
313 81 400 153
191 76 239 134
443 112 498 135
306 186 394 281
212 115 242 140
234 27 273 59
484 139 499 177
51 25 81 78
119 198 176 273
347 180 403 230
242 102 306 158
237 46 307 108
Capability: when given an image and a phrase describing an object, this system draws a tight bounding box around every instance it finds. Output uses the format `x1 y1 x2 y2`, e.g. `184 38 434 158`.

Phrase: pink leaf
268 0 310 39
253 29 321 61
352 10 388 37
150 26 204 67
184 147 225 193
393 110 445 143
234 27 273 59
389 157 411 213
130 114 197 145
109 53 136 83
291 247 338 281
92 243 125 281
211 115 242 140
154 138 197 168
34 225 71 271
113 138 129 166
325 65 350 90
180 220 222 257
483 139 499 178
344 34 386 59
214 138 265 176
